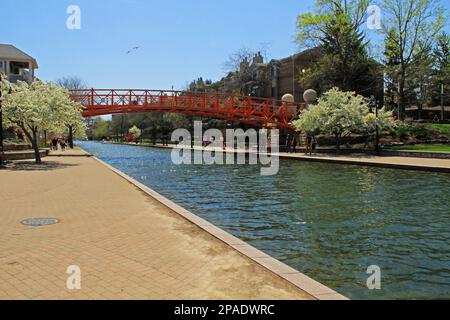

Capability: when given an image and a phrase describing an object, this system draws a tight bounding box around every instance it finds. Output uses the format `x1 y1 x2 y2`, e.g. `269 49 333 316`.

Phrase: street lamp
441 83 444 122
375 100 380 156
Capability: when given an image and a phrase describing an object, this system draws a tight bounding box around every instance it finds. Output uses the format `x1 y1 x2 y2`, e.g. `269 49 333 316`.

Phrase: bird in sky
126 46 141 54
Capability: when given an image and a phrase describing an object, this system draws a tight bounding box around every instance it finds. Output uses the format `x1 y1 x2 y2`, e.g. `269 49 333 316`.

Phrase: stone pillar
28 62 33 83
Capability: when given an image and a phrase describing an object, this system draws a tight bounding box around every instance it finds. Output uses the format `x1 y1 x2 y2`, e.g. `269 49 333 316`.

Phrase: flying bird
125 46 141 54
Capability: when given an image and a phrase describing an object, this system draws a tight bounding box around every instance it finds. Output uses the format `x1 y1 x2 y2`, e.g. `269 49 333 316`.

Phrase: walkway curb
105 142 450 174
85 150 348 300
278 153 450 173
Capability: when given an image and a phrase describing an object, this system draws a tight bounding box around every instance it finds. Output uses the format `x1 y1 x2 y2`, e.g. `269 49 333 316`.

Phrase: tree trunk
23 127 42 164
335 134 341 154
68 125 74 149
31 130 42 164
398 71 406 121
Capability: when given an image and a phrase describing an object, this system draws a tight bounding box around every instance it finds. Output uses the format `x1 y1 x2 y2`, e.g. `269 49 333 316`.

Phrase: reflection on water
79 141 450 299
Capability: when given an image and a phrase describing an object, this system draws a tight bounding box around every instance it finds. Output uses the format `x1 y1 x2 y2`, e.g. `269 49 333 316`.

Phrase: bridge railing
69 89 300 129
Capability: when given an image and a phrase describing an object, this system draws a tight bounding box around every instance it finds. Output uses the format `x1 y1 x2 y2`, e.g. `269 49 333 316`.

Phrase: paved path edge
80 149 348 300
105 143 450 174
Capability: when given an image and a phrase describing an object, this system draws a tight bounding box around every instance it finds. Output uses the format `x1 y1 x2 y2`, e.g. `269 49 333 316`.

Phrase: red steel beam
69 89 299 130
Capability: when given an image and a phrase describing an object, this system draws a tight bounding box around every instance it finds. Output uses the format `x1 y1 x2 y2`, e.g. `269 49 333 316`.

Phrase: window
271 65 278 78
0 61 4 70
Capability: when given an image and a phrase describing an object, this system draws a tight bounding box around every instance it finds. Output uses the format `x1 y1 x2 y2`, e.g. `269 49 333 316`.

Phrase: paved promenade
144 143 450 173
0 149 319 300
279 152 450 173
184 144 450 172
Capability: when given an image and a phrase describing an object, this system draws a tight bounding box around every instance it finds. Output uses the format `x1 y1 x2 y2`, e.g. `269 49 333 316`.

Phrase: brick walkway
0 149 314 300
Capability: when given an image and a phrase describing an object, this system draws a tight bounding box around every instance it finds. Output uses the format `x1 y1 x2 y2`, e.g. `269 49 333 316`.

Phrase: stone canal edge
82 148 348 300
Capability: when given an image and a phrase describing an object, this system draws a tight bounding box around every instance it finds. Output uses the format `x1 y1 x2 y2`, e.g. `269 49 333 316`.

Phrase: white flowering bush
129 125 142 139
1 74 13 129
292 88 397 150
364 107 397 135
2 78 86 163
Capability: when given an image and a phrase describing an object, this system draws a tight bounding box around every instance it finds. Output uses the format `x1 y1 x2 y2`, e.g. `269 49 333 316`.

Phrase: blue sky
2 0 311 89
2 0 449 90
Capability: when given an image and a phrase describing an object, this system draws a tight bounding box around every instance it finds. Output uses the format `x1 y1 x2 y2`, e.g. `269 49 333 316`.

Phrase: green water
79 141 450 299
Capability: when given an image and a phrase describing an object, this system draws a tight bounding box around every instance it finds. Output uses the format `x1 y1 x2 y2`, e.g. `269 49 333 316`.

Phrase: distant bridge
69 89 300 130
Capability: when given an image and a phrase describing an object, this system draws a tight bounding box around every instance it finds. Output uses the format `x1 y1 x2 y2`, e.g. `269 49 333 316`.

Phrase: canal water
78 141 450 299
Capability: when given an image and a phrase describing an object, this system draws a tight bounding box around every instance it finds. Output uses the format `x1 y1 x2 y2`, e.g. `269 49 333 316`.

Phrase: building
268 48 322 102
204 48 322 102
0 44 38 84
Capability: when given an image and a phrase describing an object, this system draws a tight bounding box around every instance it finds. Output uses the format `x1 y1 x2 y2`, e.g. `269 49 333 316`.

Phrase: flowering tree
2 78 86 163
292 88 396 150
128 125 142 139
55 76 88 147
53 100 87 145
1 74 12 129
126 125 141 143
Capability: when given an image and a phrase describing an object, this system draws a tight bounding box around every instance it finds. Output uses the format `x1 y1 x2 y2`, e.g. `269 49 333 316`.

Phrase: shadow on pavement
5 161 79 172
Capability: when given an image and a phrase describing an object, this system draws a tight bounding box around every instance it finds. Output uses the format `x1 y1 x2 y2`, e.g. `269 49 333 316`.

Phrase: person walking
291 135 298 153
60 138 67 151
51 137 58 151
305 131 313 155
310 134 317 155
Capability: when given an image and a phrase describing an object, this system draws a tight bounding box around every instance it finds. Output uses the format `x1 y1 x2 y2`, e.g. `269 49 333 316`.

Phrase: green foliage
387 144 450 152
296 0 382 98
107 112 191 142
392 123 445 140
296 0 369 48
92 119 113 140
379 0 446 118
430 32 450 106
426 123 450 136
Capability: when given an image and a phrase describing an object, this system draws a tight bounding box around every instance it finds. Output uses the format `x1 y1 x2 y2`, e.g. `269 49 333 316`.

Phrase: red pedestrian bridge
69 89 300 130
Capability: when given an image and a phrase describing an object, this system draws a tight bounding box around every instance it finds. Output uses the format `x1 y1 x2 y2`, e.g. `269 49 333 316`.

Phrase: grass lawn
387 145 450 153
426 123 450 135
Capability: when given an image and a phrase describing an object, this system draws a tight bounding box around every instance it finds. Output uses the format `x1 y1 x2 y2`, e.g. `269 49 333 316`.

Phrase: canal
78 141 450 299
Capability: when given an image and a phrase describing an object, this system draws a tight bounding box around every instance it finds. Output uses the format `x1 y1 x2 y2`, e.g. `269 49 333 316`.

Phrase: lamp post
441 83 444 122
375 100 380 156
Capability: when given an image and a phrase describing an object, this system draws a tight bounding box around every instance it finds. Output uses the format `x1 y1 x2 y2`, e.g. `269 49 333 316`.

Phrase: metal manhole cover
21 218 60 227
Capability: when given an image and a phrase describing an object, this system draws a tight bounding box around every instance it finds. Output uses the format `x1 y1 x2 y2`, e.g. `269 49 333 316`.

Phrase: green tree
92 118 112 140
384 28 401 110
379 0 446 120
296 0 382 98
431 32 450 114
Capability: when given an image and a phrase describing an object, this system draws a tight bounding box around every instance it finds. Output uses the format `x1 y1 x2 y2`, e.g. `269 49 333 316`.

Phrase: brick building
206 47 322 102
